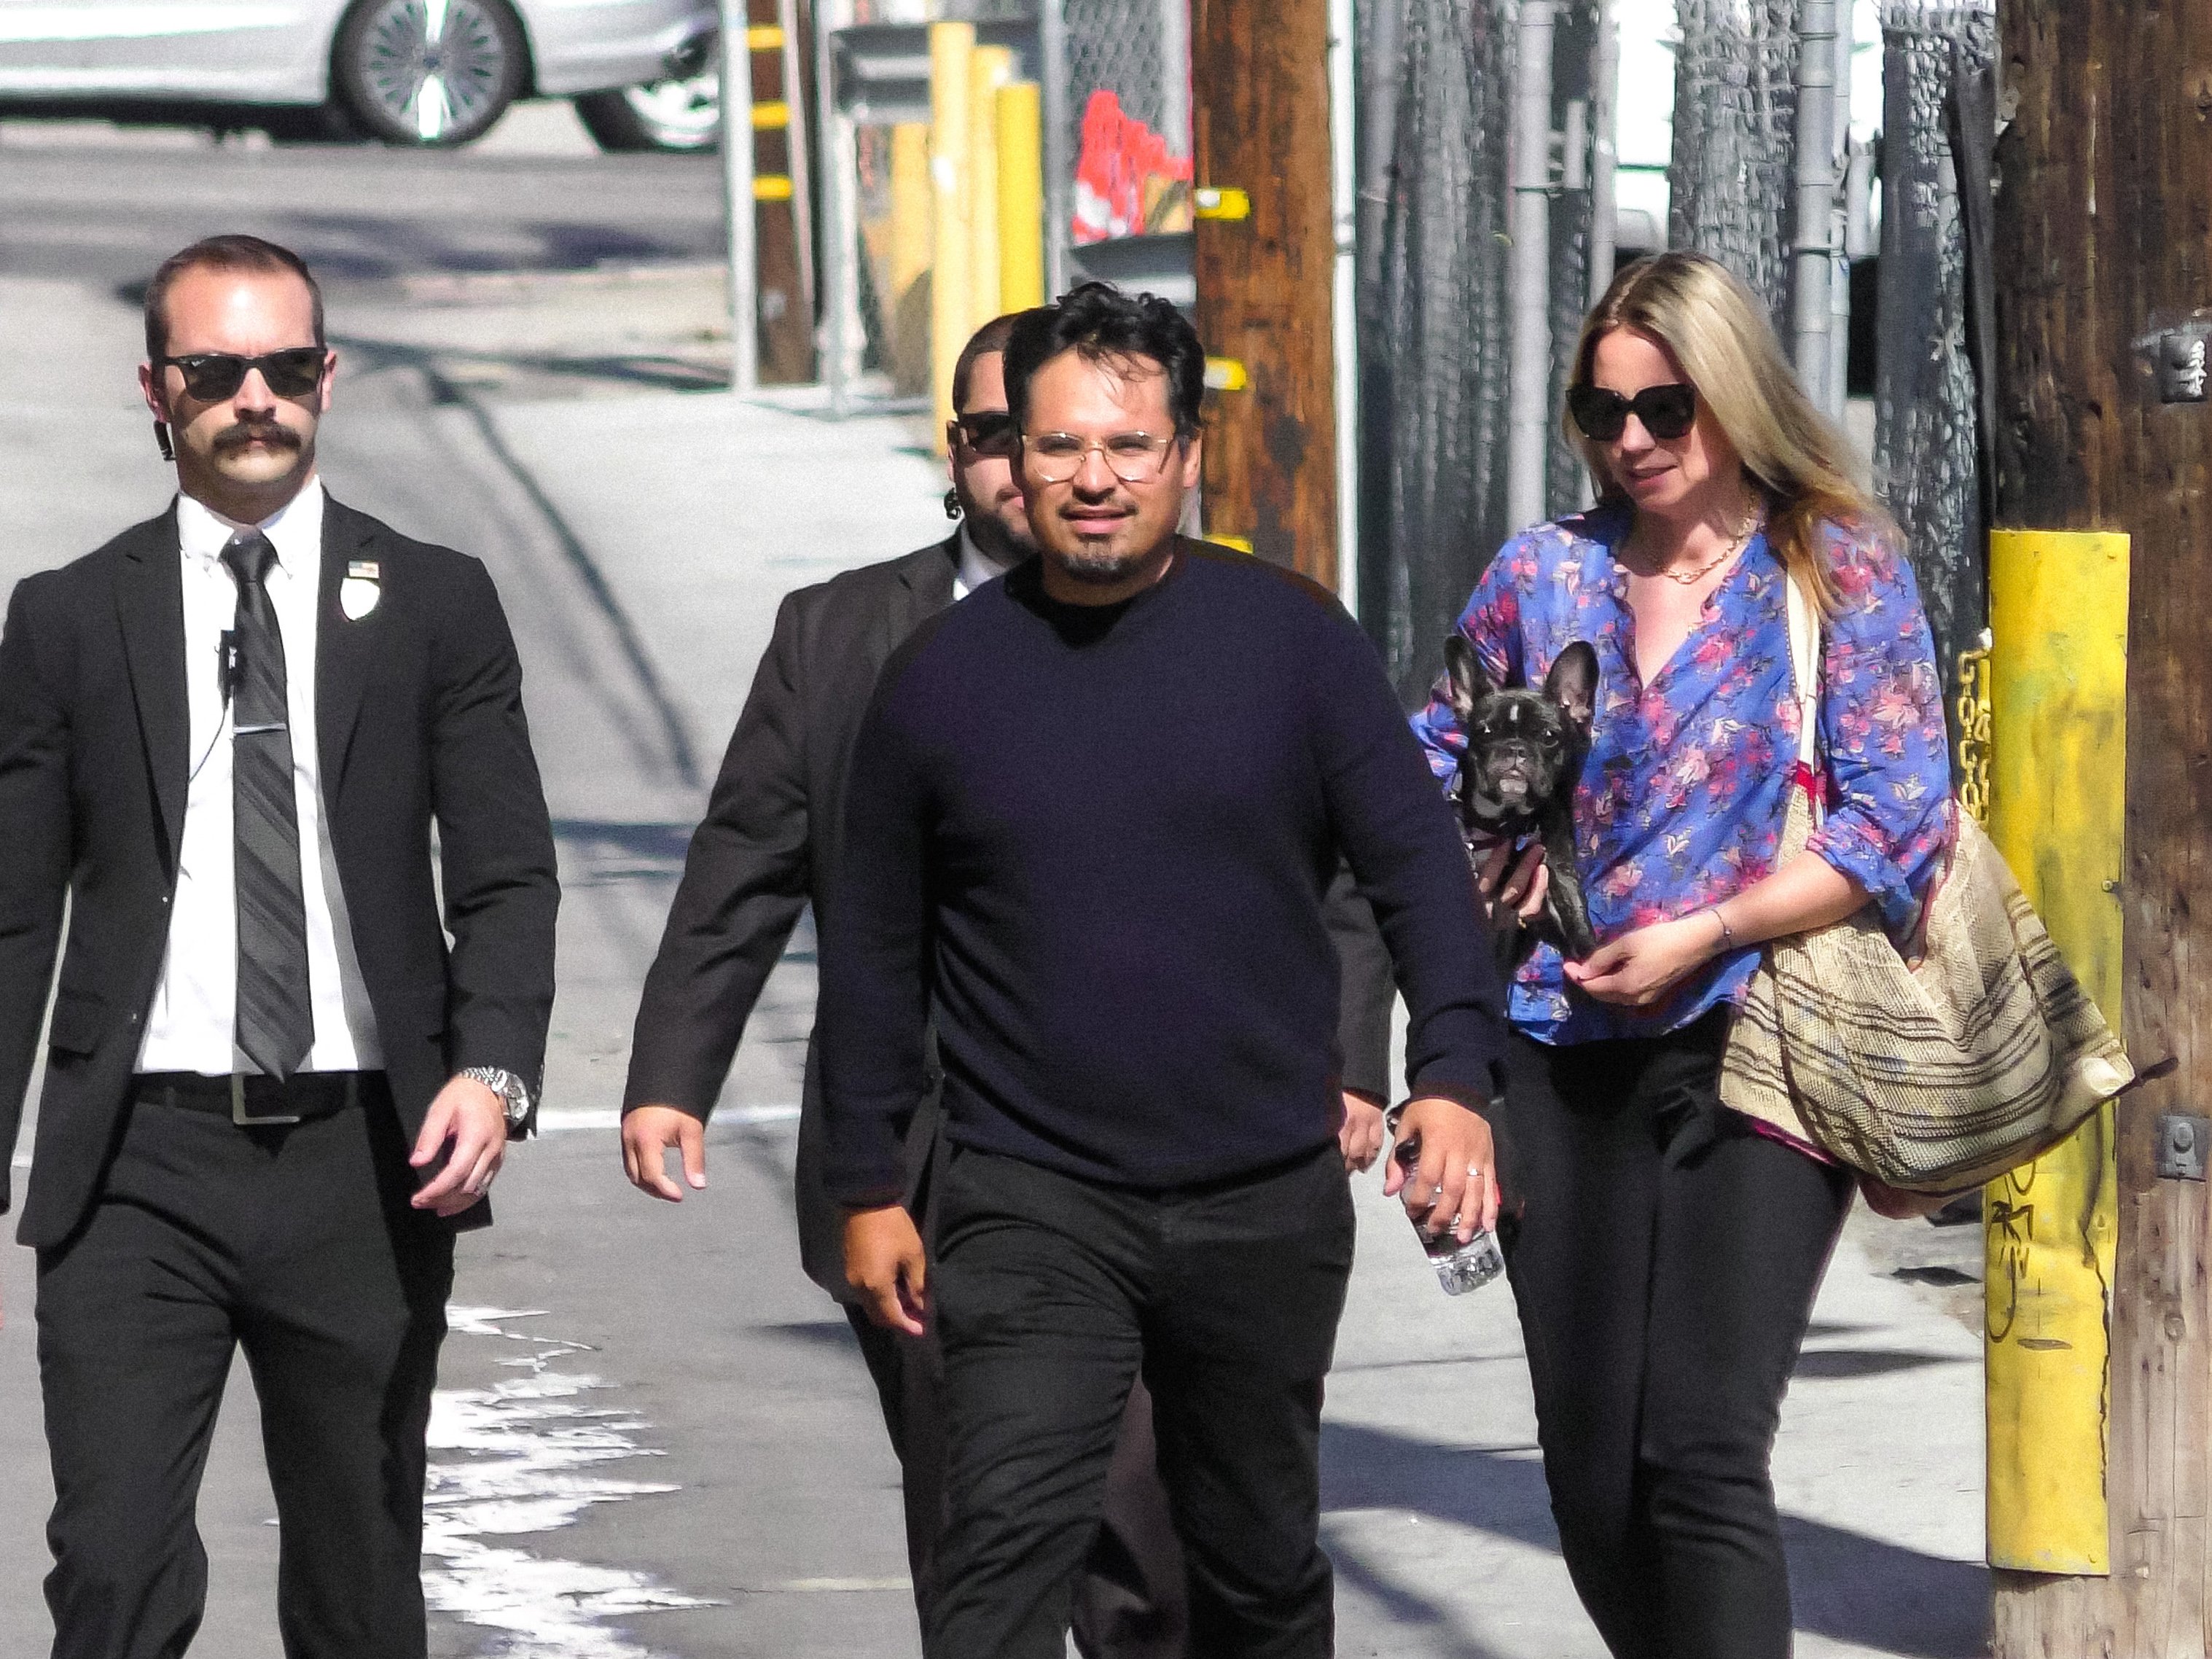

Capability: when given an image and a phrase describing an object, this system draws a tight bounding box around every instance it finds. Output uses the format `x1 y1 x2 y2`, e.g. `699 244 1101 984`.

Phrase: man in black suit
0 234 559 1659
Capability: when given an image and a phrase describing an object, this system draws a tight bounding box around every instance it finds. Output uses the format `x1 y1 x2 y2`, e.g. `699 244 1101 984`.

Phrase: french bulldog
1442 634 1600 964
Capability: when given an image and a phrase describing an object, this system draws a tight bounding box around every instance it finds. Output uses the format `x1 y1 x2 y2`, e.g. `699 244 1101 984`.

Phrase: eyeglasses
157 348 327 402
952 410 1019 458
1023 430 1179 485
1566 382 1698 443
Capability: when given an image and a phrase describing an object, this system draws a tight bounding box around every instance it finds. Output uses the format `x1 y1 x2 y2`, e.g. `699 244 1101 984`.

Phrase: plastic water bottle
1394 1133 1506 1295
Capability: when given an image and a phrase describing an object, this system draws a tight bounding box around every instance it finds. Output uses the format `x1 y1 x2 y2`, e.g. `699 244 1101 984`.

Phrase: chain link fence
1668 0 1801 329
1357 0 1517 704
1062 0 1187 157
1875 1 1993 720
1357 0 1608 703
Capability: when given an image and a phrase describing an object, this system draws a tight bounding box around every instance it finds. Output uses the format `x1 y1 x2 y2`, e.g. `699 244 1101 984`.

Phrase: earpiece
154 421 174 462
943 487 961 521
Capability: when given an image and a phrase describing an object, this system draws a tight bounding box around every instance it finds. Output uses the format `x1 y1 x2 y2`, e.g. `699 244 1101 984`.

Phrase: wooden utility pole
1189 0 1339 587
749 0 814 383
1990 2 2212 1651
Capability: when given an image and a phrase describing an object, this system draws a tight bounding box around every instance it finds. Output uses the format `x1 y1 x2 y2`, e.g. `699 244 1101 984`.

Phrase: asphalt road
0 125 1991 1659
0 106 727 297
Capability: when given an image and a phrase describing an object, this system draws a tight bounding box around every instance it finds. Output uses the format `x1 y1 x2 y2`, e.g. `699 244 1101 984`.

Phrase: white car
0 0 719 148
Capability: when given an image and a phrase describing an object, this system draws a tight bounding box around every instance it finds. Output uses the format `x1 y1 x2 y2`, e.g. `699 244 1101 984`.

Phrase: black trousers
924 1142 1354 1659
845 1311 1189 1659
36 1077 454 1659
1495 1014 1854 1659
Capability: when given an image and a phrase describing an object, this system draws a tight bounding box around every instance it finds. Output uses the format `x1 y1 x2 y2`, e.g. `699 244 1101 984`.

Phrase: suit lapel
114 507 189 871
316 499 380 795
881 536 960 662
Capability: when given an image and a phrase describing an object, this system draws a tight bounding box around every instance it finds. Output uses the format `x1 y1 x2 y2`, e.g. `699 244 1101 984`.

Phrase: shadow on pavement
1321 1421 1988 1658
1323 1532 1518 1659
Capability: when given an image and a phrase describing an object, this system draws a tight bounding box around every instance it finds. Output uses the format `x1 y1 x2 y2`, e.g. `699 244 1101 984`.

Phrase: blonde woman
1410 251 1951 1658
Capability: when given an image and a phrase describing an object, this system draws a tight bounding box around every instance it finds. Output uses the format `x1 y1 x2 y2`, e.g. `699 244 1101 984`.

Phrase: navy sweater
818 542 1507 1204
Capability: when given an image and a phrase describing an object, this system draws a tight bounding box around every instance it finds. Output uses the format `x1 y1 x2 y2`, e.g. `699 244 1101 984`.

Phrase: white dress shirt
136 480 384 1075
953 523 1018 601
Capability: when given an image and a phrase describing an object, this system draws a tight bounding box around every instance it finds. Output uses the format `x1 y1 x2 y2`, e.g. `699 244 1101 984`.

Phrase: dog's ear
1443 633 1494 724
1543 641 1600 733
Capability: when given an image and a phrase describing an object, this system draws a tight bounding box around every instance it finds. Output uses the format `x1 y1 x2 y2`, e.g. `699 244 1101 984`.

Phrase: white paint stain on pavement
425 1305 716 1657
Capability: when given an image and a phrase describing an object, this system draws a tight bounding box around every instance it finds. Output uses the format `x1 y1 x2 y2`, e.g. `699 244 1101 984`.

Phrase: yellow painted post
888 122 934 396
1982 529 2130 1576
996 82 1046 311
968 46 1014 329
929 21 975 448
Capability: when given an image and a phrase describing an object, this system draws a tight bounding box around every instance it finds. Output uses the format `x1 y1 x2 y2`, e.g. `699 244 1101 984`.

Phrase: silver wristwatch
461 1066 534 1132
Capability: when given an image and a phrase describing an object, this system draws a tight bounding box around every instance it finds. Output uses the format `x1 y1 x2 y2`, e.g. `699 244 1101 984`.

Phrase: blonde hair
1565 251 1885 612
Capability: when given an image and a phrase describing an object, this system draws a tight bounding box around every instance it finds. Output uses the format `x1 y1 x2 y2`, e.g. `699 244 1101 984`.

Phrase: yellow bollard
929 21 975 448
996 82 1046 311
967 47 1015 330
1981 529 2130 1576
888 122 933 396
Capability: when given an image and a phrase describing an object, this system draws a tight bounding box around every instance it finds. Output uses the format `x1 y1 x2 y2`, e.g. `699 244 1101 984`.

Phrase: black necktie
222 533 314 1081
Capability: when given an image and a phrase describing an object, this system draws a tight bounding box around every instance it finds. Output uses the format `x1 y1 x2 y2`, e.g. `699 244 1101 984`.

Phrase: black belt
133 1071 374 1127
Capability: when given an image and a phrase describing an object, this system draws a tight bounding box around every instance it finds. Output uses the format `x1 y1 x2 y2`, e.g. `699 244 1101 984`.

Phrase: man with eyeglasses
0 233 558 1658
622 312 1195 1657
822 282 1511 1658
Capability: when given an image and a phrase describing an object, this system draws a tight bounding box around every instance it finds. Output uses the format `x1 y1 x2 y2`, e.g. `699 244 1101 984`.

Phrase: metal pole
1328 0 1358 612
1825 5 1853 421
777 0 816 321
1586 0 1617 311
1506 0 1557 534
1789 0 1839 407
719 0 759 394
816 0 861 413
1158 0 1192 157
1038 0 1071 299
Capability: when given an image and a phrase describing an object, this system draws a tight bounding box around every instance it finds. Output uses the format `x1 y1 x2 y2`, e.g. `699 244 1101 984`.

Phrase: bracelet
1707 906 1737 953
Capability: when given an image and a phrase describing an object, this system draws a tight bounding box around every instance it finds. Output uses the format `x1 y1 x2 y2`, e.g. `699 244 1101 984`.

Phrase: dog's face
1444 637 1599 837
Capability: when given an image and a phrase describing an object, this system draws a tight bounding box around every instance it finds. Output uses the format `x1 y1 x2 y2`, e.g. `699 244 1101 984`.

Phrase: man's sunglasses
157 347 327 402
953 410 1019 458
1566 382 1698 443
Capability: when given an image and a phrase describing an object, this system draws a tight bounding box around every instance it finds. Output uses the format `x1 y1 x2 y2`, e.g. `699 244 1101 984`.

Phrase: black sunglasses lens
260 348 326 397
1568 386 1628 442
1638 385 1697 440
174 356 247 400
961 413 1017 456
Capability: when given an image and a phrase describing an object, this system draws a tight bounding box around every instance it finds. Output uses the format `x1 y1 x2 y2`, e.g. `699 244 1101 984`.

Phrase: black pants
845 1311 1189 1659
1496 1015 1854 1659
924 1142 1353 1659
36 1078 454 1659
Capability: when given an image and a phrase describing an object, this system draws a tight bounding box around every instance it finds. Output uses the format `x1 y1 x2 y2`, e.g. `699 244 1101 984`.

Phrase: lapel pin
340 560 380 622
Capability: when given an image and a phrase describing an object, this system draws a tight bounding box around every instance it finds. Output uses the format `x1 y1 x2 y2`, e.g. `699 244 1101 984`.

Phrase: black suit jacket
0 497 560 1249
625 536 1396 1300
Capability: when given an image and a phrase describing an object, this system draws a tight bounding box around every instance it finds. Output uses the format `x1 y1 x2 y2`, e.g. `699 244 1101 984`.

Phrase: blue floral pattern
1411 502 1953 1045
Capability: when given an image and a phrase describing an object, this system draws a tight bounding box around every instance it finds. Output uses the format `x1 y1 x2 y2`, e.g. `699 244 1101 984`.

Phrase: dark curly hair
1004 281 1205 440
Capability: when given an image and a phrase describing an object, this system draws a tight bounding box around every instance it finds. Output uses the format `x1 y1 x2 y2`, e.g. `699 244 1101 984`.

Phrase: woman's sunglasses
157 347 327 402
1566 382 1698 443
953 410 1020 458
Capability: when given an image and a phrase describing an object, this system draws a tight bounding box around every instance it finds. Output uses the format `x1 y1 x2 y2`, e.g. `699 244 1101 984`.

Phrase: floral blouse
1411 503 1953 1045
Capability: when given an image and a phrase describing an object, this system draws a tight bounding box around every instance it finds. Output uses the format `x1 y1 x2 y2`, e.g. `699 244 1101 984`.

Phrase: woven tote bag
1716 573 2134 1193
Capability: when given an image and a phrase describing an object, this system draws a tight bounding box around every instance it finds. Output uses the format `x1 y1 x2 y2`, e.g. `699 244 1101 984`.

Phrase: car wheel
574 73 720 153
333 0 526 147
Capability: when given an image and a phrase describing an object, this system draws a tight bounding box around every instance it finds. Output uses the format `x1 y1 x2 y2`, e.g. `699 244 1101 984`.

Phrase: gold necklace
1639 507 1763 588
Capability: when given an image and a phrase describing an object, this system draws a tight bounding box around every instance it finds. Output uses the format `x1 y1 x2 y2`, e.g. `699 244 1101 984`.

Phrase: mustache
211 421 302 453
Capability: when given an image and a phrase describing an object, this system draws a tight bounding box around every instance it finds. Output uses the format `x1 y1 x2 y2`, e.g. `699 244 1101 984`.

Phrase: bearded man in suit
0 234 559 1659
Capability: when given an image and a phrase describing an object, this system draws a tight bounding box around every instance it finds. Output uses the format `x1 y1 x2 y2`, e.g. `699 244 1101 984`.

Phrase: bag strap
1783 566 1821 769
